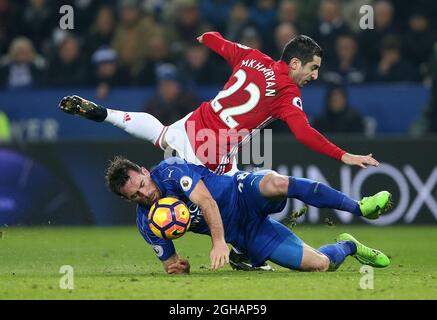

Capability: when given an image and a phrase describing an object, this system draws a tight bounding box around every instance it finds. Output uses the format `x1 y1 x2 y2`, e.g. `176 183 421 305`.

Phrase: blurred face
320 0 339 22
120 6 140 27
119 168 161 206
96 7 114 34
409 15 428 32
159 80 180 102
275 23 298 51
375 1 393 29
59 38 79 64
279 1 298 23
178 6 199 26
97 62 117 78
329 89 346 112
185 45 208 69
289 55 321 87
12 42 34 64
231 3 249 23
336 36 356 61
149 36 169 60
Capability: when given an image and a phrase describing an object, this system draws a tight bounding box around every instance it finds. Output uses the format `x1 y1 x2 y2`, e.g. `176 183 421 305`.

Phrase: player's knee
311 255 330 272
303 254 330 272
267 175 289 195
260 174 287 197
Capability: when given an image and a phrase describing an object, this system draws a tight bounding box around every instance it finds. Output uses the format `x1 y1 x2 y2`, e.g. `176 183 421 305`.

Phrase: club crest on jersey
292 97 303 110
180 176 193 191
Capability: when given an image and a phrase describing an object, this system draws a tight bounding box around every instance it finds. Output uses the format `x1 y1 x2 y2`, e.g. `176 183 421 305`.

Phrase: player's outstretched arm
163 253 190 274
189 180 229 271
283 110 380 168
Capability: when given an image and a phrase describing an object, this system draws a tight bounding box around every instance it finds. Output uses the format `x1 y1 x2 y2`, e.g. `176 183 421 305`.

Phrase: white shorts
164 112 239 176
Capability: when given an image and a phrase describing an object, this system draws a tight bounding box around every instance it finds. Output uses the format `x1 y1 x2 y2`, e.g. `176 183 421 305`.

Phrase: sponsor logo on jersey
292 97 303 110
187 203 203 229
152 245 164 257
180 176 193 191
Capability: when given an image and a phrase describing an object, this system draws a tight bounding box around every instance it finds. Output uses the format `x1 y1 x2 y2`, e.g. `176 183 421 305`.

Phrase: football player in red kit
59 32 378 175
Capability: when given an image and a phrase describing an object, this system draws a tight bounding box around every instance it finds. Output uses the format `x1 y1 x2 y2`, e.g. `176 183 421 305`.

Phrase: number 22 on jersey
210 69 261 129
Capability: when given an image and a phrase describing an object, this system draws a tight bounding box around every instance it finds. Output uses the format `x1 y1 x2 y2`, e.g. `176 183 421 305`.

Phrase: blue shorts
233 171 304 268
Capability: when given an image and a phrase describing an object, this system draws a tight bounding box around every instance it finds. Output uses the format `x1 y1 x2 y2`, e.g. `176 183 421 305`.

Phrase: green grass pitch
1 225 437 299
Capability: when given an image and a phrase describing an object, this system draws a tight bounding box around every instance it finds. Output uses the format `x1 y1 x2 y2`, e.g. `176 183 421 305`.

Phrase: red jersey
185 32 345 173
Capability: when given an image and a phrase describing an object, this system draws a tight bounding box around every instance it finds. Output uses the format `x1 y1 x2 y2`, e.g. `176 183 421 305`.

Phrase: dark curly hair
105 155 141 197
280 35 323 66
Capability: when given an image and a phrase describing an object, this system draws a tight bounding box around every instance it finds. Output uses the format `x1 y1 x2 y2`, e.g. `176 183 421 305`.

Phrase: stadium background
1 0 437 227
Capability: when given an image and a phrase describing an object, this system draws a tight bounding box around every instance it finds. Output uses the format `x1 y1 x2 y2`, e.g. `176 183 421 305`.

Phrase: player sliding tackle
105 156 392 273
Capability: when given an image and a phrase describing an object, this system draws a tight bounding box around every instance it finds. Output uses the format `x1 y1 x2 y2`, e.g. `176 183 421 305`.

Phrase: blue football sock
288 177 362 216
319 241 357 271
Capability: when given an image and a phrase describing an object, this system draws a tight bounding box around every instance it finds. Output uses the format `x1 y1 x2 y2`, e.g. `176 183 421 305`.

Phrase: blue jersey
136 157 291 266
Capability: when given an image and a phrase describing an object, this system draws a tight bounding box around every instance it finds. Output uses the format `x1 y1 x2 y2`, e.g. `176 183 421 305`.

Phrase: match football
148 197 191 240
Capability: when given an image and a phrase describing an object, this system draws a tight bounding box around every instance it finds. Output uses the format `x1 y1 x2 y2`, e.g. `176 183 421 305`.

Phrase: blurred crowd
1 0 437 89
1 0 437 134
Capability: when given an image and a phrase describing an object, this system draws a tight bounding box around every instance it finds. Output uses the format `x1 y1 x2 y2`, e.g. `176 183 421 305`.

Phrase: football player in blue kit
105 156 392 274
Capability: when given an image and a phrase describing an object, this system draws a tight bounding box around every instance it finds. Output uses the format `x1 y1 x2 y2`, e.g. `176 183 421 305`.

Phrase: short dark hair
280 35 323 65
105 155 141 197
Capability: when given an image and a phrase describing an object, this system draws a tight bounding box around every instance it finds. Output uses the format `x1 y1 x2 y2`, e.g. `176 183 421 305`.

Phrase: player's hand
210 241 229 271
341 153 379 169
197 35 204 43
167 258 190 274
